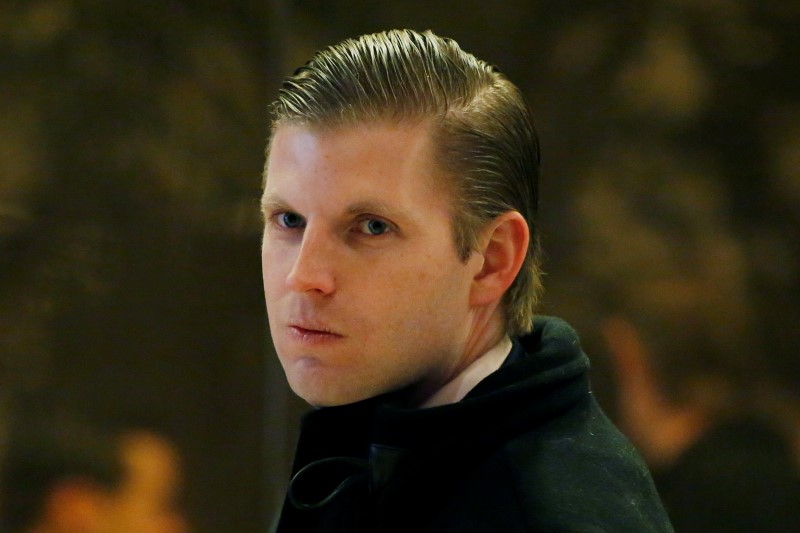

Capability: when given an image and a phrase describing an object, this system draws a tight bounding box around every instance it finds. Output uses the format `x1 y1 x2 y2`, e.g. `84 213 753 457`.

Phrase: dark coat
274 316 674 532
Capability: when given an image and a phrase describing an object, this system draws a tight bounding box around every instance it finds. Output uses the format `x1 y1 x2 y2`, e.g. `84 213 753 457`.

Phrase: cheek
416 250 470 296
362 255 468 332
261 253 290 325
261 242 292 289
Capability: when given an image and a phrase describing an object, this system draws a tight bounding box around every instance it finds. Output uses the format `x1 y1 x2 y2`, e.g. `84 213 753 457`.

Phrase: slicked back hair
266 29 542 335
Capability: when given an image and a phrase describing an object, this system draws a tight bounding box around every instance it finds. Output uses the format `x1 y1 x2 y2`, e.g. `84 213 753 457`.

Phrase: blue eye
358 218 390 235
277 212 304 229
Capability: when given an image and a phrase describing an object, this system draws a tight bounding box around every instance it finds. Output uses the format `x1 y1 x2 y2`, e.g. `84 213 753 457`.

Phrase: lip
287 323 344 344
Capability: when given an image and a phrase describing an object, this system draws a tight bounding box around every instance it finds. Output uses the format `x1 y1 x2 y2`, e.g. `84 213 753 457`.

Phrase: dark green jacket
275 316 674 532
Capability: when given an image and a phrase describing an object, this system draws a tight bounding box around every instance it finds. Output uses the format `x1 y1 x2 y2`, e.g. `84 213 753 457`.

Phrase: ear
469 211 529 307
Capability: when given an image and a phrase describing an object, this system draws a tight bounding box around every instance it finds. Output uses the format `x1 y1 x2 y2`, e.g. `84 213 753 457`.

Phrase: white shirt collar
419 335 513 408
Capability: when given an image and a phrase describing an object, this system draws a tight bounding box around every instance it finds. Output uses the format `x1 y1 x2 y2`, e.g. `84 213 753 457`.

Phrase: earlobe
469 211 529 307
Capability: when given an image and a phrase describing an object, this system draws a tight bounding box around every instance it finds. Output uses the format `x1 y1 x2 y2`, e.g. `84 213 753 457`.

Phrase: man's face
261 122 482 406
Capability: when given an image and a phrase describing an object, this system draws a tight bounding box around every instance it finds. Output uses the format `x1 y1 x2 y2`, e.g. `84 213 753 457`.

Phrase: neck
463 304 507 365
407 305 507 407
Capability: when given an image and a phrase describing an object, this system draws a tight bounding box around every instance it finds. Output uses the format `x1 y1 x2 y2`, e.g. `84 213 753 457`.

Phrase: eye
275 212 305 229
357 218 391 236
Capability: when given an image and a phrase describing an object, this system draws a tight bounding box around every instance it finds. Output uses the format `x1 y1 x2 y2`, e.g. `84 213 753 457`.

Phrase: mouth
287 323 344 344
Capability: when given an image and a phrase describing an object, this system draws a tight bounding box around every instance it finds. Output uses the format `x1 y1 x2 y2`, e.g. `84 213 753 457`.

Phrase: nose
285 226 337 295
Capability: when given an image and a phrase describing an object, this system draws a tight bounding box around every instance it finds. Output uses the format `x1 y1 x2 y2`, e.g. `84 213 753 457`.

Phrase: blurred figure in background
0 405 188 533
553 142 800 532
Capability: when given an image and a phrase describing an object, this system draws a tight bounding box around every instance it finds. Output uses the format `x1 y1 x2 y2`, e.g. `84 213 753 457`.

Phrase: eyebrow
260 194 289 213
344 200 406 222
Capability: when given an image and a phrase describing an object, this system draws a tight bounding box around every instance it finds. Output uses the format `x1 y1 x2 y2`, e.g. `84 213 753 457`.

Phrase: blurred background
1 1 797 531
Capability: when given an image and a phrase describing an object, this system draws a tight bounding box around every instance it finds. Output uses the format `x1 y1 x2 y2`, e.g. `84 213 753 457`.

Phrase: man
1 411 187 533
261 29 672 532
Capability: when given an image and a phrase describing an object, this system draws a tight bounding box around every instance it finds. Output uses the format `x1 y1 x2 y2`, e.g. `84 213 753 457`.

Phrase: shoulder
500 394 674 532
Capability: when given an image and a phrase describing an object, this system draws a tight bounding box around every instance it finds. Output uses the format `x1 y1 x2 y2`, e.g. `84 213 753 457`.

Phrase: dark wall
1 2 280 531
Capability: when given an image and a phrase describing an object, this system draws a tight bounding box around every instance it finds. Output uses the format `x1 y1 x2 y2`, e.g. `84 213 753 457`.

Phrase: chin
290 381 377 408
297 390 367 408
283 360 383 407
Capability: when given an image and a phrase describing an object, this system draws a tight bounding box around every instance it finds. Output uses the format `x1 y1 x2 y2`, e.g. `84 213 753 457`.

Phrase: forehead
264 121 454 208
